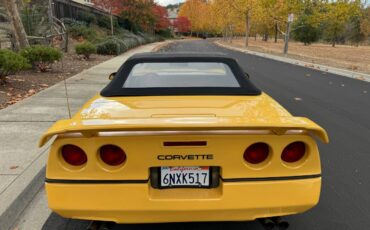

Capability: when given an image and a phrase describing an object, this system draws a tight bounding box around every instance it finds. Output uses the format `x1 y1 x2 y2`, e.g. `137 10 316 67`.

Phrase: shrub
96 37 127 55
292 15 321 45
0 49 30 84
76 12 96 26
157 29 172 38
96 39 120 55
62 18 87 27
125 38 139 48
21 45 62 72
67 24 97 42
75 42 96 59
97 15 118 30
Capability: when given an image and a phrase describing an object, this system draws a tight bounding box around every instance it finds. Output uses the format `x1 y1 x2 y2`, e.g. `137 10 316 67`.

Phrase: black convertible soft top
100 52 261 97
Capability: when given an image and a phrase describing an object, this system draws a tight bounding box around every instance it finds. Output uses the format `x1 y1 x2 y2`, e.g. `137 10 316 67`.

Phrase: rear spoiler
39 117 329 147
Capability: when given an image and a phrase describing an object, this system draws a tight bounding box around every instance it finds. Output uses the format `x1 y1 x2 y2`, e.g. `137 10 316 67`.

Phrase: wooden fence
52 0 107 20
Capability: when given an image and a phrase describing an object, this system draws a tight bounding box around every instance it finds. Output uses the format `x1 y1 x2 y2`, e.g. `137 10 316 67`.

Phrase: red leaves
93 0 171 33
173 16 191 33
92 0 122 14
152 5 170 32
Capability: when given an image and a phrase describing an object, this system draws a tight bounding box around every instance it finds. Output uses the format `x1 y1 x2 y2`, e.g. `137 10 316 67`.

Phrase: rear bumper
45 177 321 223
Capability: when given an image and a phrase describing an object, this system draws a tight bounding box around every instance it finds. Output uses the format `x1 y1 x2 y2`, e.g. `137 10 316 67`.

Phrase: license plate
160 166 210 188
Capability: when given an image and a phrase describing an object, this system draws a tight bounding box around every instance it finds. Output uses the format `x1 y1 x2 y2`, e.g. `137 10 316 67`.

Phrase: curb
0 41 168 230
215 41 370 83
0 148 49 230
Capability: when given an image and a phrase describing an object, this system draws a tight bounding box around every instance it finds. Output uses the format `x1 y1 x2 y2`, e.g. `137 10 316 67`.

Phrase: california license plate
160 166 210 188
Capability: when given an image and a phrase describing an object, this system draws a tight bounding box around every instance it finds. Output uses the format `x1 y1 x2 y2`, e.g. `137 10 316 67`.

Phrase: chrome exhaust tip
259 218 276 230
272 217 290 230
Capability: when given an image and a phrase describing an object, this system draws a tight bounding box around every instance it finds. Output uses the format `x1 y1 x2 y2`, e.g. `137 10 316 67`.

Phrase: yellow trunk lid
39 93 329 147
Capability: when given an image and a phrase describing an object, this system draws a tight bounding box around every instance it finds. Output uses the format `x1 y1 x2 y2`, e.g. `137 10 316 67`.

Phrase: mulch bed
0 51 113 110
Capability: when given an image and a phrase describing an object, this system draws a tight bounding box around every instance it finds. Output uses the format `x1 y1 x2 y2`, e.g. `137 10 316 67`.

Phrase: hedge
21 45 62 72
0 49 31 83
97 37 127 55
67 24 97 42
75 42 97 59
96 32 163 56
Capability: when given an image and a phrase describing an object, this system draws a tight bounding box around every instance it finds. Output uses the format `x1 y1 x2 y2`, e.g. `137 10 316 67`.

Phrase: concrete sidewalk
0 42 165 230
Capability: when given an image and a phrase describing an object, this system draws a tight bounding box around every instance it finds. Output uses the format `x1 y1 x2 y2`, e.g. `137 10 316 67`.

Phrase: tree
292 15 320 45
291 1 322 45
360 7 370 40
178 0 203 36
344 14 365 45
321 0 361 47
173 16 191 33
3 0 29 50
92 0 121 35
152 4 170 32
209 0 238 40
229 0 258 47
177 0 367 48
119 0 156 33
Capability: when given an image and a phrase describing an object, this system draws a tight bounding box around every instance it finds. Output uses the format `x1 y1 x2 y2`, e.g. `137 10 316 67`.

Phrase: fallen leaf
9 165 19 170
28 89 36 94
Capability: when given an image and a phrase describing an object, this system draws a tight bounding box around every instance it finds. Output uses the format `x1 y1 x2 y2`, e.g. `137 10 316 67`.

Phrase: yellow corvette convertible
40 53 328 229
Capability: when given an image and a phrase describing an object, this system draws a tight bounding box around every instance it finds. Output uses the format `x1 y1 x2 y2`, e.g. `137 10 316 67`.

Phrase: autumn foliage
152 5 170 32
92 0 122 14
179 0 370 46
92 0 170 33
173 16 191 33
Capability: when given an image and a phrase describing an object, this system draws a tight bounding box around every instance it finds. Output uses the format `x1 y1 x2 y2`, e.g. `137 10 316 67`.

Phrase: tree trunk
245 10 250 47
4 0 29 50
331 36 336 47
274 22 278 43
263 33 269 41
110 9 114 36
16 0 24 9
332 31 337 47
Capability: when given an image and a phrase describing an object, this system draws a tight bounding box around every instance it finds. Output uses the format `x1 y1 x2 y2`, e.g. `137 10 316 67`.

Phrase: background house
72 0 94 6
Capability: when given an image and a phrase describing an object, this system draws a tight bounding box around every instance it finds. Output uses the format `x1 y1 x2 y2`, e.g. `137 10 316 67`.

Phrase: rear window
123 62 240 88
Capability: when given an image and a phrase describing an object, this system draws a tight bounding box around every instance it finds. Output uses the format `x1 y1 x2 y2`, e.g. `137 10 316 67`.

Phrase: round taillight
61 145 87 166
100 145 126 166
244 143 270 164
281 141 306 163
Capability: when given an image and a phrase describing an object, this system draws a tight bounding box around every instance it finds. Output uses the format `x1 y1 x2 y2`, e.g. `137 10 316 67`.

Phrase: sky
156 0 184 6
